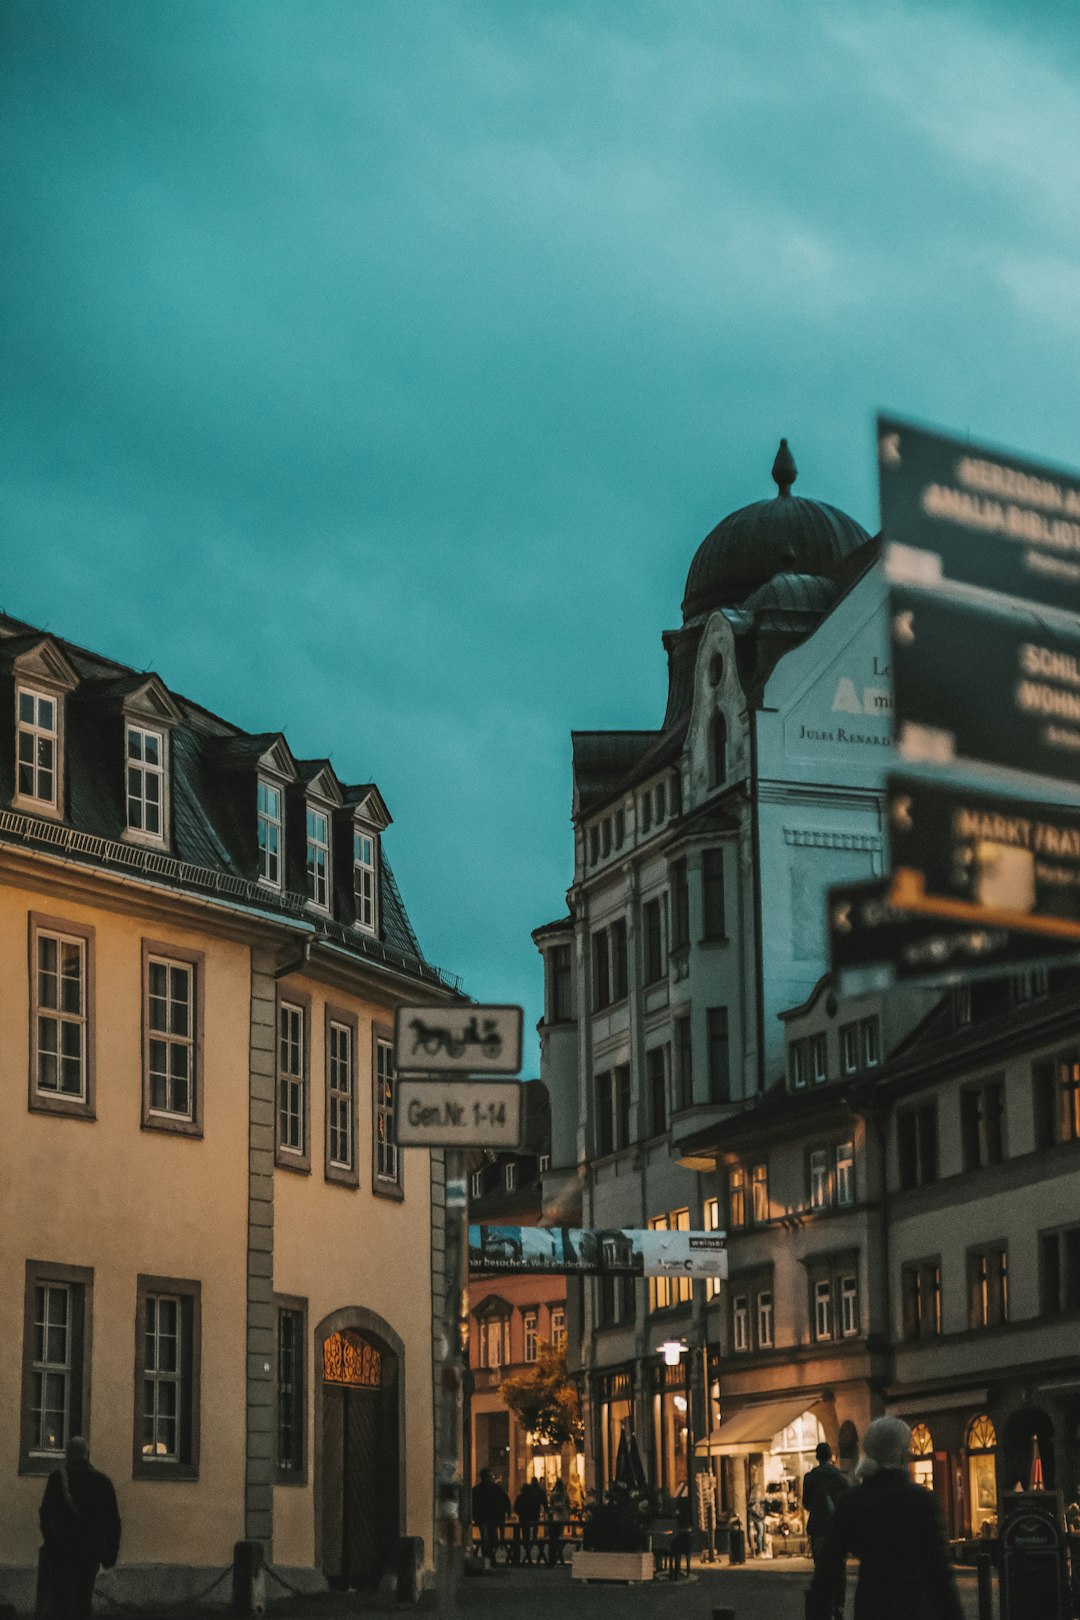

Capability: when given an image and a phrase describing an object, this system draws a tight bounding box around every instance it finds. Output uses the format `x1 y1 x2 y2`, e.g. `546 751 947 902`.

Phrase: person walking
802 1441 850 1612
808 1418 964 1620
514 1477 548 1564
471 1468 511 1567
38 1436 121 1620
546 1479 570 1566
747 1493 767 1557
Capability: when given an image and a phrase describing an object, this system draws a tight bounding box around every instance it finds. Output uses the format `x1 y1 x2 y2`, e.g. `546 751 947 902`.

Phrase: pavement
243 1554 992 1620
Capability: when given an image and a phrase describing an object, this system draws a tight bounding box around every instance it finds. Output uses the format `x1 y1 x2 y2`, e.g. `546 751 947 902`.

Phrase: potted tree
573 1480 658 1582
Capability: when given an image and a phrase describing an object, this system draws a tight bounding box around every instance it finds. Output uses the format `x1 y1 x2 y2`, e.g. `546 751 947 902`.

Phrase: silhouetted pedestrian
471 1469 511 1567
514 1477 548 1563
39 1438 121 1620
802 1440 850 1613
808 1418 963 1620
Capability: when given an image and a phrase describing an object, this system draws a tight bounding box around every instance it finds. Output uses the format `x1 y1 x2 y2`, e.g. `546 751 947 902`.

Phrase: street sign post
828 876 1077 987
879 415 1080 615
395 1079 523 1151
887 774 1080 941
393 1003 523 1075
891 583 1080 783
399 1004 525 1620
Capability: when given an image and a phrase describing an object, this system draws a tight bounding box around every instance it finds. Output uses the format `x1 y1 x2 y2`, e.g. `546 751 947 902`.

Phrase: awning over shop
694 1396 819 1458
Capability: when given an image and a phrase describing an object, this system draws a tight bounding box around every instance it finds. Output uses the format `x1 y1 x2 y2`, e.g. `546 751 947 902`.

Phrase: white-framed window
751 1162 769 1224
479 1315 510 1369
17 687 58 807
812 1034 828 1084
809 1148 830 1210
757 1290 774 1349
142 1293 182 1461
523 1310 538 1363
861 1018 880 1069
305 807 330 910
550 1307 566 1350
126 725 165 839
353 829 376 932
538 1153 550 1173
327 1021 354 1170
729 1166 746 1229
35 930 87 1101
30 1282 75 1455
841 1024 860 1075
791 1040 808 1089
813 1279 832 1341
278 1003 305 1155
505 1163 517 1191
836 1140 855 1207
705 1196 723 1299
840 1274 859 1337
147 957 194 1119
257 779 283 887
470 1169 485 1198
375 1037 398 1182
732 1293 749 1352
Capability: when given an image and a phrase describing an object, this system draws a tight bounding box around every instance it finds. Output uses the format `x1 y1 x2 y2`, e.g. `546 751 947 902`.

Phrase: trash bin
728 1518 746 1565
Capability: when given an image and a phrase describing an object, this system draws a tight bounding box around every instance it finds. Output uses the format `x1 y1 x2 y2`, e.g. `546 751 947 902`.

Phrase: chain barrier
95 1564 231 1613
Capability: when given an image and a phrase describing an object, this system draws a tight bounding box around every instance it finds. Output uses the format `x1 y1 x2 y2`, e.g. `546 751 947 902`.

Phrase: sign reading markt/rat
887 774 1080 942
879 414 1080 616
393 1002 523 1074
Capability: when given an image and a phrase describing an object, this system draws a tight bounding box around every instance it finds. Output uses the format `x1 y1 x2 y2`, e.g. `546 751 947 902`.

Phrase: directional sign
887 774 1080 940
891 583 1080 786
393 1003 523 1075
829 876 1078 985
395 1079 523 1149
879 415 1080 615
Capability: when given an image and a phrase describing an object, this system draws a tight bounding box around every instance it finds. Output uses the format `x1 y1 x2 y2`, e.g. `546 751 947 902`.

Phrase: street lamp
656 1340 695 1521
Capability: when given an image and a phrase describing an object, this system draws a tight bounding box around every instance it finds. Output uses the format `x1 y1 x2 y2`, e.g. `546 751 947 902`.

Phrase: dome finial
772 438 797 498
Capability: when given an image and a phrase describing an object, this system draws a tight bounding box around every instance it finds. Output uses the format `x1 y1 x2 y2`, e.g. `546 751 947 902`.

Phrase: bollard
976 1548 994 1620
231 1541 265 1617
728 1519 746 1565
397 1535 425 1603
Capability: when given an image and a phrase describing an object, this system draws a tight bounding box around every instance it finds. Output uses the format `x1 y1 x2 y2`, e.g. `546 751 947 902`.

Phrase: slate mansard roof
0 612 459 993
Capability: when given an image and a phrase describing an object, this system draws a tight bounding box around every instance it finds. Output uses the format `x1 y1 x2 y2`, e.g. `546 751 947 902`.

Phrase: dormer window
126 725 165 841
353 829 377 934
17 689 58 809
306 807 331 910
257 779 284 887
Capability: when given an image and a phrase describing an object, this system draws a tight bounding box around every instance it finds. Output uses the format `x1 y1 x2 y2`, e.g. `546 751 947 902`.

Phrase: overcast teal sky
3 1 1078 1053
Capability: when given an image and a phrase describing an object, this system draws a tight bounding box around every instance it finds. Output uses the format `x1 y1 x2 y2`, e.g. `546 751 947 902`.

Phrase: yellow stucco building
0 618 458 1606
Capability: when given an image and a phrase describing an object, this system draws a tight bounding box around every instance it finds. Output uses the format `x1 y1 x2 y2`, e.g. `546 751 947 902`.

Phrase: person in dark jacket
802 1440 851 1613
39 1437 121 1620
808 1418 964 1620
514 1477 548 1562
471 1469 512 1566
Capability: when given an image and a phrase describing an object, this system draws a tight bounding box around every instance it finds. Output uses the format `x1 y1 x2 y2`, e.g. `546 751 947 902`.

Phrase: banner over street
879 415 1080 616
469 1225 728 1281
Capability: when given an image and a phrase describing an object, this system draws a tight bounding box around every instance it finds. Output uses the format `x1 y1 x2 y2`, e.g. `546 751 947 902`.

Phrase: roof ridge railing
0 808 461 993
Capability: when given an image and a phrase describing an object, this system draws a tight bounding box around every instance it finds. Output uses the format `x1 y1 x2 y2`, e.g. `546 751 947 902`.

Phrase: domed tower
681 439 870 622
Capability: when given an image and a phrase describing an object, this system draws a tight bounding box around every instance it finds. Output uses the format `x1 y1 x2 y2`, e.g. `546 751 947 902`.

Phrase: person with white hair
806 1417 963 1620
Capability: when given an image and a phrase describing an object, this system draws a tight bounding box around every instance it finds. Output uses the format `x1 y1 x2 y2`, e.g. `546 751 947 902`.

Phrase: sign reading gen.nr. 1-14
879 414 1080 616
393 1004 523 1075
395 1079 523 1151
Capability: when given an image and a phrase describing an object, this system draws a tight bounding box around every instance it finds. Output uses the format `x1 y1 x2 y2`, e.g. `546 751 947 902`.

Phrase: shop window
966 1414 998 1536
910 1423 934 1491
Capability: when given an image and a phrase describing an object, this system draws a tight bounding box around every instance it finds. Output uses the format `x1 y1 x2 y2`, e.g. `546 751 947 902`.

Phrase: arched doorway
316 1315 401 1590
966 1415 998 1536
1002 1406 1055 1493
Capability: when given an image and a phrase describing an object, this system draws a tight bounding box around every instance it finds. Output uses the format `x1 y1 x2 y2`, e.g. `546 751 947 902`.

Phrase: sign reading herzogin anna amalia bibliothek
879 414 1080 615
